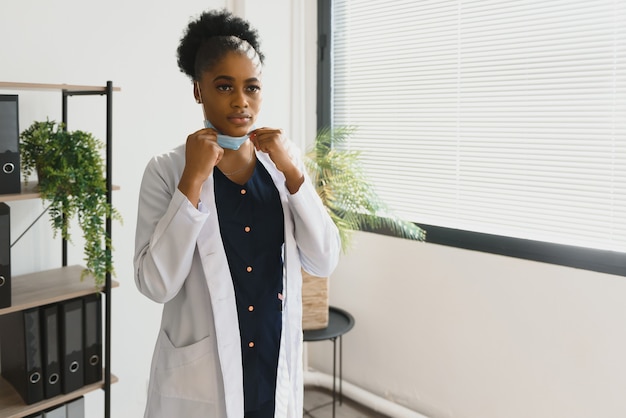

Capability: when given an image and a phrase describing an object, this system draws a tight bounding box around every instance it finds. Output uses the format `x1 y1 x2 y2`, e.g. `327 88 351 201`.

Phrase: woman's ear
194 81 202 104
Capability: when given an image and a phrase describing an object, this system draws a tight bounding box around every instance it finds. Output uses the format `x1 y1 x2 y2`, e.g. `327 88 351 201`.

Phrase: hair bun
177 9 264 80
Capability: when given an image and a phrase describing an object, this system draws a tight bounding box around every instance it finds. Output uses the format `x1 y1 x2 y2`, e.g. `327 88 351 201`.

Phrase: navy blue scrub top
214 159 285 412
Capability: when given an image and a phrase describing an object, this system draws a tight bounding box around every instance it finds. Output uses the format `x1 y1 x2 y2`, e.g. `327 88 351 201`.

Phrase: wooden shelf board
0 374 118 418
0 265 119 316
0 184 120 203
0 81 121 92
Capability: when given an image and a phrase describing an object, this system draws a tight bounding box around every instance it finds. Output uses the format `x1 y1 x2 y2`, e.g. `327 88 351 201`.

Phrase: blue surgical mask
203 120 254 151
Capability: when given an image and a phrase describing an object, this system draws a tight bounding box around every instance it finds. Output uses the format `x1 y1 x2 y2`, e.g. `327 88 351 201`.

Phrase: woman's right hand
178 128 223 207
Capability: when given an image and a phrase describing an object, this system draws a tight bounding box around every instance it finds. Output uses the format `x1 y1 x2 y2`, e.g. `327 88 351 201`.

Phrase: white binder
42 404 66 418
66 397 85 418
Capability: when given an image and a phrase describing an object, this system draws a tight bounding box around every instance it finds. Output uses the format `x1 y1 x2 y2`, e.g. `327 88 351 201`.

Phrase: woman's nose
231 90 248 108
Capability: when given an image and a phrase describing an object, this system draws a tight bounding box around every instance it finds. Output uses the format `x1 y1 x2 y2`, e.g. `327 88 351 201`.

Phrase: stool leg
332 337 337 418
339 335 343 405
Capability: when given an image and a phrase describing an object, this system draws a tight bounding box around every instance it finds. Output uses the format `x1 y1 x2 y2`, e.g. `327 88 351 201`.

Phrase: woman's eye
216 84 232 92
247 85 261 93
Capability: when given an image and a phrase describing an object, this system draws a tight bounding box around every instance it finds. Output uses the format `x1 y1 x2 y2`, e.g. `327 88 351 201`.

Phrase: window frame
317 0 626 277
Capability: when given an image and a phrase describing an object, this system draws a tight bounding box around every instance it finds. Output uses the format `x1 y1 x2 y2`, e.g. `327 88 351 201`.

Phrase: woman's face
195 51 263 137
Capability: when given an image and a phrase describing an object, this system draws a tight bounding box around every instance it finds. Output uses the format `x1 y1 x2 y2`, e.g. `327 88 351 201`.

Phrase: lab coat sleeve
287 169 341 278
134 153 210 303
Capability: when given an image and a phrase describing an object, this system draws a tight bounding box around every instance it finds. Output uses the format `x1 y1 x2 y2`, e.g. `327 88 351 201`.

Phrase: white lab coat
134 140 340 418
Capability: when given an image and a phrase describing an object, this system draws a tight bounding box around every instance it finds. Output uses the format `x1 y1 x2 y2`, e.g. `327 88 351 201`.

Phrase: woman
134 9 340 418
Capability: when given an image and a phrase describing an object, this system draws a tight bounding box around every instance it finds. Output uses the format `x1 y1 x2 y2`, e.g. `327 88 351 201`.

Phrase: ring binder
0 202 10 308
66 396 85 418
0 94 21 195
59 298 84 393
83 293 102 385
0 307 44 404
41 303 61 398
43 404 66 418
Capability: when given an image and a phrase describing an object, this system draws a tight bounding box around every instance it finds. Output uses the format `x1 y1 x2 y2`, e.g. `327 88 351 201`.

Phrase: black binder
0 202 10 308
59 298 84 393
0 307 44 404
40 303 61 398
82 293 102 384
0 94 21 195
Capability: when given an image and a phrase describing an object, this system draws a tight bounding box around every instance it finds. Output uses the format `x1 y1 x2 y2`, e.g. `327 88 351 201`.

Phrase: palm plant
304 126 426 253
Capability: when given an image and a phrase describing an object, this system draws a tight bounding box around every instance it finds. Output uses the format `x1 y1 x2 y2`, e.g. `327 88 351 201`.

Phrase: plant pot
301 270 329 330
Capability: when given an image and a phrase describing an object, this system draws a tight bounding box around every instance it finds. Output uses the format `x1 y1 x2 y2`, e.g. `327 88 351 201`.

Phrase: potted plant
20 119 120 286
301 126 426 329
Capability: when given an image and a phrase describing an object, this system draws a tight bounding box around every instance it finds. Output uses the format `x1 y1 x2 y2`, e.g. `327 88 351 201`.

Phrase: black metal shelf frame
61 81 114 418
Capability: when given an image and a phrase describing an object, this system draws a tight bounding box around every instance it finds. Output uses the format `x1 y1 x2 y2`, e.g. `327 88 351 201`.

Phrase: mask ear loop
196 82 207 122
195 81 202 103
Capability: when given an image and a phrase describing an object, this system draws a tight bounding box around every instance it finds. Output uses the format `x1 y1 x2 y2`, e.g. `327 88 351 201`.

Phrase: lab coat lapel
257 152 300 417
196 175 245 417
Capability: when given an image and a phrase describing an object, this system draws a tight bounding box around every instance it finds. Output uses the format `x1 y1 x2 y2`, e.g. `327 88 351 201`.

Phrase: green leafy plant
305 126 426 253
20 119 121 286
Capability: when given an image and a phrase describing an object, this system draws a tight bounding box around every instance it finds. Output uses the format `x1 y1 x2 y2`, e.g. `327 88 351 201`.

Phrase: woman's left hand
250 128 291 170
250 127 304 193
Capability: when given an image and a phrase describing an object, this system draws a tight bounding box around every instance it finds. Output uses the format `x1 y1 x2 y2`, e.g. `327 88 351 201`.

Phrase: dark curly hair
177 9 265 81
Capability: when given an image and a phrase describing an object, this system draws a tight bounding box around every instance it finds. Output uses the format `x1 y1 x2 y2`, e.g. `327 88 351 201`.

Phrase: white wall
307 232 626 418
3 2 625 418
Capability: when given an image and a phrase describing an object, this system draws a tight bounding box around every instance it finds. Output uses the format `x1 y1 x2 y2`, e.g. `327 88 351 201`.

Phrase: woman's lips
228 115 252 126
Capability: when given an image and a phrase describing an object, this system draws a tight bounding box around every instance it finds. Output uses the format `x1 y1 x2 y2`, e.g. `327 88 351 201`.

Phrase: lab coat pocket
151 330 219 415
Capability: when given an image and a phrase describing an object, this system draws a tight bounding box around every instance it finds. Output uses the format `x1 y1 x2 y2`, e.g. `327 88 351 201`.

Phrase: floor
303 386 391 418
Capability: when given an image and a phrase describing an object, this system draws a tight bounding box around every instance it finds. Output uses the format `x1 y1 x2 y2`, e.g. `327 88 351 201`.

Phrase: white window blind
331 0 626 252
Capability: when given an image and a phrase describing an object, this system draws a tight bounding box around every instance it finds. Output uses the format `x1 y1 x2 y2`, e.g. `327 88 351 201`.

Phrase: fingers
250 127 300 177
188 130 221 160
250 128 284 153
184 129 223 180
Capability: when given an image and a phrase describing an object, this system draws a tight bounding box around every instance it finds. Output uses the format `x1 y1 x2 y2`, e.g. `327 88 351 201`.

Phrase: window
318 0 626 276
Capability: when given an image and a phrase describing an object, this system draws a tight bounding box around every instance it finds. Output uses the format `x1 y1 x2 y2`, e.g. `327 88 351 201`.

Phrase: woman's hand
178 128 223 207
250 128 304 193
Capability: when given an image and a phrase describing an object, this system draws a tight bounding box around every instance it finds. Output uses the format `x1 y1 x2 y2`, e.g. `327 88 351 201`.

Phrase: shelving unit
0 81 119 418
